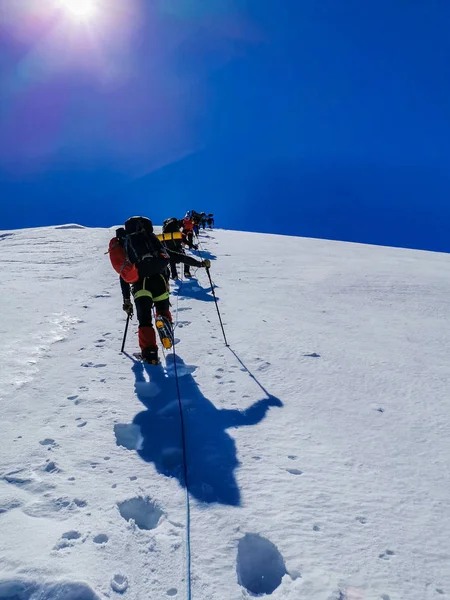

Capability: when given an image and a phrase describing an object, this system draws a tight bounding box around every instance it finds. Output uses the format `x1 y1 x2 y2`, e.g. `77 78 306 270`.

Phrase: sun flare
58 0 98 20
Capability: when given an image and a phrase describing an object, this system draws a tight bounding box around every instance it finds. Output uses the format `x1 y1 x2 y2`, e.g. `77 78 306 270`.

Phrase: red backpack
108 236 139 284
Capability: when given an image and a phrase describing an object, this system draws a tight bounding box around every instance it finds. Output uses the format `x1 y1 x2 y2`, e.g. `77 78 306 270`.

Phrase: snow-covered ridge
0 225 449 599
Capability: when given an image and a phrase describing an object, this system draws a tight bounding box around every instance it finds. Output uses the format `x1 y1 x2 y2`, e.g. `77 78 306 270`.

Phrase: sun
58 0 99 20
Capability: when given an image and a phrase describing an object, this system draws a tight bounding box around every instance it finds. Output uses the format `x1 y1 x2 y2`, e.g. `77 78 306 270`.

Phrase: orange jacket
182 217 194 232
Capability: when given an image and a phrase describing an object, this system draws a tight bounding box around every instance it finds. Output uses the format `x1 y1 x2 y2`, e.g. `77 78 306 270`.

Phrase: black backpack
191 210 202 224
162 217 181 234
124 216 169 277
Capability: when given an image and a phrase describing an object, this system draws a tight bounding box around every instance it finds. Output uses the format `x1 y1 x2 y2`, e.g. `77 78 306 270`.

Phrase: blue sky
1 0 449 252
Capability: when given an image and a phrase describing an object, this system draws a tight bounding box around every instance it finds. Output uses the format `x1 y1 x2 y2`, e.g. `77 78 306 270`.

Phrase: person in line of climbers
207 213 214 229
108 216 210 364
182 212 197 251
190 210 203 236
162 217 193 280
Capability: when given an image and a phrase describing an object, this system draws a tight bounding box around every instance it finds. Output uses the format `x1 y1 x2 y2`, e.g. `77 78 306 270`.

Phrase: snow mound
54 224 86 230
110 574 128 594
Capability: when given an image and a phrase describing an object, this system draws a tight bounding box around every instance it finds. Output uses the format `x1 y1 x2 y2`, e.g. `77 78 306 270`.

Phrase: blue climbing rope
170 274 192 600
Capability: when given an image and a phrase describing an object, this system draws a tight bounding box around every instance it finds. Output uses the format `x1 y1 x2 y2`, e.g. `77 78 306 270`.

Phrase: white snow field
0 225 449 600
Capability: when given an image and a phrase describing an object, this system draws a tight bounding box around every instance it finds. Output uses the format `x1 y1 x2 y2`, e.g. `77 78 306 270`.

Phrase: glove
122 299 133 317
201 259 211 269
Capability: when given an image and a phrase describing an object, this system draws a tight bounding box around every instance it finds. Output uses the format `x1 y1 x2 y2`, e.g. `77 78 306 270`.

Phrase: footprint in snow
43 460 60 473
23 497 87 520
0 498 23 514
39 438 56 447
286 468 303 476
304 352 320 358
165 355 196 377
114 424 143 451
379 550 395 560
117 496 164 530
175 321 191 328
81 362 106 368
62 530 82 541
237 533 287 595
356 516 367 524
256 361 271 372
0 578 101 599
93 534 108 544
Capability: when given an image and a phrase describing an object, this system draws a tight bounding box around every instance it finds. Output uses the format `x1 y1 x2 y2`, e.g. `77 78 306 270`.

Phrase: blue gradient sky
1 0 450 252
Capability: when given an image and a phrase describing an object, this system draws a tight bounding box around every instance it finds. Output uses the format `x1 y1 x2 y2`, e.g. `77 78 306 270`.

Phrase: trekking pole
205 267 229 347
193 241 228 345
121 313 131 353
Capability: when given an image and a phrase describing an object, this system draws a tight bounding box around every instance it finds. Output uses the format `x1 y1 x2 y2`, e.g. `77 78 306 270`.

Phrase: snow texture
0 224 449 599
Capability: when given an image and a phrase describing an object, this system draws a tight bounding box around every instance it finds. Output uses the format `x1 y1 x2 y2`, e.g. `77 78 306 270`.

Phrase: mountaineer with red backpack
182 213 196 250
108 216 210 364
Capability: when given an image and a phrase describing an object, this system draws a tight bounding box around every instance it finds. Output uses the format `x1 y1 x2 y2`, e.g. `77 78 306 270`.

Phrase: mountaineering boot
155 315 174 350
141 346 160 365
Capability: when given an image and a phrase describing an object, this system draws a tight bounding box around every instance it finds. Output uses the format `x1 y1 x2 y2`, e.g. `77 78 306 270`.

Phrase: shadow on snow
130 353 282 506
172 278 217 303
194 247 217 261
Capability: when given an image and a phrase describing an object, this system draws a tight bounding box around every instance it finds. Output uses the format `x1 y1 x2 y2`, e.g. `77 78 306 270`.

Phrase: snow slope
0 225 449 600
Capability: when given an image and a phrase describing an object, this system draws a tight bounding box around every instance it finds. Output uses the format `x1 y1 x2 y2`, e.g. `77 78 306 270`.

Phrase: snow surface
0 225 450 600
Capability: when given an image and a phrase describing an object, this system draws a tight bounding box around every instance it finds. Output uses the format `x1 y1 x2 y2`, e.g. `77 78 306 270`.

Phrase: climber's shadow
195 248 217 260
131 355 282 506
172 278 217 302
